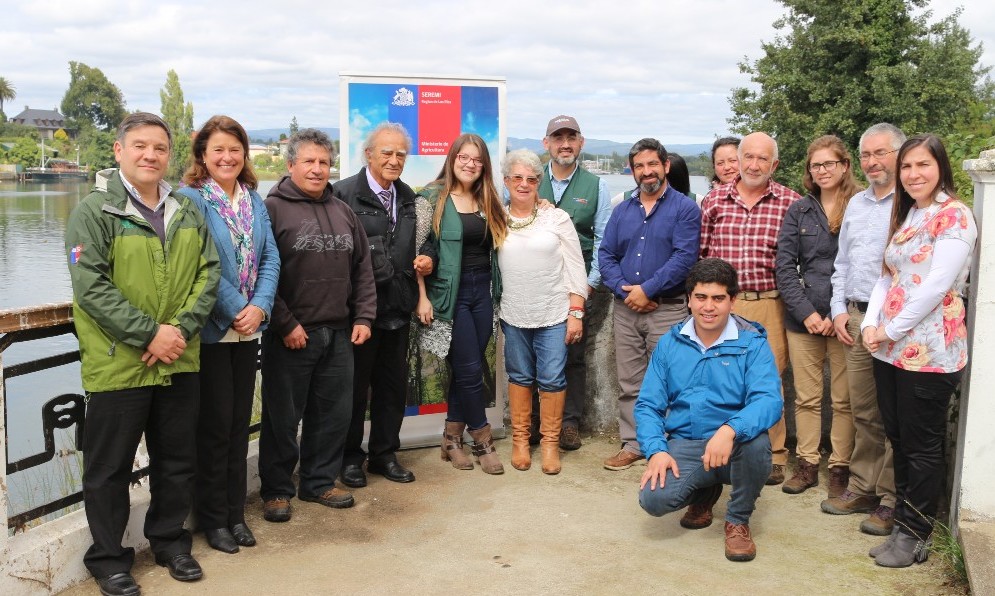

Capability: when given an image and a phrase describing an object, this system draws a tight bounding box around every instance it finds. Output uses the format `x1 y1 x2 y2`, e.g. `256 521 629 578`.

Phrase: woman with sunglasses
498 150 586 475
415 133 508 474
775 135 861 497
861 134 976 567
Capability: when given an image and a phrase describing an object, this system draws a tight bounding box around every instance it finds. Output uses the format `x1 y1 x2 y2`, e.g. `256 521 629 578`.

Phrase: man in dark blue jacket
635 258 781 562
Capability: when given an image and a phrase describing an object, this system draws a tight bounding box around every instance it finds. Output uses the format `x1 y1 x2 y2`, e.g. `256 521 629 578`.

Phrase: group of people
65 108 975 595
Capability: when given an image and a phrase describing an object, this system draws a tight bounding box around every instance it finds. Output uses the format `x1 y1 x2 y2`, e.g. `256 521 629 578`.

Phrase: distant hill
244 127 707 157
246 127 340 143
508 137 710 158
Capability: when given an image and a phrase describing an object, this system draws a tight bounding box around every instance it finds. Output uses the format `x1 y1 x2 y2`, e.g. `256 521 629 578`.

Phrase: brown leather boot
539 390 565 475
828 465 850 499
782 459 819 494
468 424 504 475
440 421 473 470
508 383 533 471
724 522 757 562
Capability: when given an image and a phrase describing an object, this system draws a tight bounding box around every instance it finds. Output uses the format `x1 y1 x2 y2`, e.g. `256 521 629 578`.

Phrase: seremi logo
392 87 415 107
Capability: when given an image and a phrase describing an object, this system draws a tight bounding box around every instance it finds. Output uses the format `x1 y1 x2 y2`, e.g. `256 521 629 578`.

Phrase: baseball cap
545 115 581 136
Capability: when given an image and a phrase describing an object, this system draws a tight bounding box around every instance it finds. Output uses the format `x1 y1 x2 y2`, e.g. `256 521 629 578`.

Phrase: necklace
509 205 539 230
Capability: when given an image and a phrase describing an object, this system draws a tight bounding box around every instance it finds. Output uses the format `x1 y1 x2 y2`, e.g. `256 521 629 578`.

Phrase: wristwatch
569 308 585 320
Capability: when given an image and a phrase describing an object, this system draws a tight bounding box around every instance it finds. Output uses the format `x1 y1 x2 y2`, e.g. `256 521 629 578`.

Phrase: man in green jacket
65 112 219 596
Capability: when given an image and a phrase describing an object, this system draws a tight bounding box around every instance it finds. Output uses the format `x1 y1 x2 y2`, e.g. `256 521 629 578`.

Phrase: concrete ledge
0 441 260 595
959 511 995 595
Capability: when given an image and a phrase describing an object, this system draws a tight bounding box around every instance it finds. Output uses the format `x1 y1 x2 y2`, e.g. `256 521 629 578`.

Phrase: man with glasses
332 122 423 487
599 138 701 471
699 132 800 490
524 115 613 451
822 123 906 536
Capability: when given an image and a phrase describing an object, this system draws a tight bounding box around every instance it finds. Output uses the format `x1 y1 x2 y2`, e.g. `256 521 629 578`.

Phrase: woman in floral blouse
860 134 977 568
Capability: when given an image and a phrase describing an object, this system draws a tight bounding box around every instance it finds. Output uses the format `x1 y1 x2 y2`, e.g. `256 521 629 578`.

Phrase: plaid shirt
699 176 801 292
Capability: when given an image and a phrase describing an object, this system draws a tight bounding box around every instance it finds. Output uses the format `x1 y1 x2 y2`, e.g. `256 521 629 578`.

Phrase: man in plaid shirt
699 132 800 491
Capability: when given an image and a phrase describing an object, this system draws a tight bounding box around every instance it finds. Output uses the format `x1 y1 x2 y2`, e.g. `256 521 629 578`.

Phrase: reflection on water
1 180 89 519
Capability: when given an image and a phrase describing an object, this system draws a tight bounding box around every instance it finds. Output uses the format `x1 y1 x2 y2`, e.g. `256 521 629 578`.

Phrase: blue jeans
501 320 567 392
446 267 493 430
639 434 771 525
259 326 352 501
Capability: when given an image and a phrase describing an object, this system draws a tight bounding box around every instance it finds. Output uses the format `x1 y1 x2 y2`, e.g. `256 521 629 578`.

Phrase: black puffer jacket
332 169 418 330
775 194 840 334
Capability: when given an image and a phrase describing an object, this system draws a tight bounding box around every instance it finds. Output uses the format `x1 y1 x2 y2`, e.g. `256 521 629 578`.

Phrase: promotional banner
339 73 507 448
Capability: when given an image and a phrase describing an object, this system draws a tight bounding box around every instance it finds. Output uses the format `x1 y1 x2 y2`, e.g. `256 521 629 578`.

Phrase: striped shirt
699 176 800 292
829 187 894 319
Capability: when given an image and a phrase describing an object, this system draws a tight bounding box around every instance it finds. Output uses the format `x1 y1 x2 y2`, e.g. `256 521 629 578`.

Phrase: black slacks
873 359 962 540
344 324 410 465
82 373 198 578
196 340 258 529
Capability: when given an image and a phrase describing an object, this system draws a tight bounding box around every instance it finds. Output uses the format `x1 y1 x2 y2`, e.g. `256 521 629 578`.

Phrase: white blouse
498 206 588 328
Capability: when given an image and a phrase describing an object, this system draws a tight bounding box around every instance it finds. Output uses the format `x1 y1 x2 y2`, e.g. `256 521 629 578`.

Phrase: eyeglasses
809 160 842 172
456 153 483 167
506 175 540 186
859 149 897 162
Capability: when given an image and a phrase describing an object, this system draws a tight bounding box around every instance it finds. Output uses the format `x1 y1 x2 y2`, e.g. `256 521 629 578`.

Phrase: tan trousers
732 296 788 465
613 299 688 455
843 306 896 507
786 329 853 467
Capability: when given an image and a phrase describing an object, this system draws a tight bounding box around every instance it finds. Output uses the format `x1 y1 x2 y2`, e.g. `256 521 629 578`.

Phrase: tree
160 69 194 180
729 0 992 189
289 116 299 136
76 123 117 171
60 62 127 132
8 136 40 169
0 76 15 121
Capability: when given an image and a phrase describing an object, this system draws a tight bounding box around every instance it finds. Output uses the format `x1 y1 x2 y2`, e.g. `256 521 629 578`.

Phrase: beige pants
843 306 896 507
786 329 853 467
732 296 788 465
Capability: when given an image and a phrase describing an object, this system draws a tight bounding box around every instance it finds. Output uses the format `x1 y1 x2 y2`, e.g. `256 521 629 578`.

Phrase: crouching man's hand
640 451 679 491
702 424 736 471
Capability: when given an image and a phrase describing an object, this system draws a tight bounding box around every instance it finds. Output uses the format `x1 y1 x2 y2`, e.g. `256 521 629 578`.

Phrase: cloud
3 0 992 144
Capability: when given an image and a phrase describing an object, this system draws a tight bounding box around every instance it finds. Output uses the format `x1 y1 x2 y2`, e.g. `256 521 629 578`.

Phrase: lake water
0 173 708 518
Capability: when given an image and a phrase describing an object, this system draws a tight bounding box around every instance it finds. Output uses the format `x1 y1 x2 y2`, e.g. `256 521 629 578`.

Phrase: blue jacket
178 186 281 343
634 314 782 458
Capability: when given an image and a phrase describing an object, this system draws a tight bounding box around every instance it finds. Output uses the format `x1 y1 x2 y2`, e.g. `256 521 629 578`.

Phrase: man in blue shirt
636 258 781 562
599 138 700 471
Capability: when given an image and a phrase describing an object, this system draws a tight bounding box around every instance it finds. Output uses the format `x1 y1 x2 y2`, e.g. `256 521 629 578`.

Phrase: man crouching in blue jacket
636 258 782 562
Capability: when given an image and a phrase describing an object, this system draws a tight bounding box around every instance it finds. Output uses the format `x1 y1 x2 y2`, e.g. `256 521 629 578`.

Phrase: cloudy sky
3 0 993 144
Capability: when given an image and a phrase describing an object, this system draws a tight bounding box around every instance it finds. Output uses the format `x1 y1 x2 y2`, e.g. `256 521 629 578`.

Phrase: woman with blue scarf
179 115 280 554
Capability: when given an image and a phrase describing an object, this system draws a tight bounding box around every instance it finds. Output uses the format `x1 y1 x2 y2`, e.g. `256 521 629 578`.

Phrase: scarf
200 179 258 299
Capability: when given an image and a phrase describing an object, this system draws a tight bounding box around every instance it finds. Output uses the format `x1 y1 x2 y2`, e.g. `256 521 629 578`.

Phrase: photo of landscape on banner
345 82 500 189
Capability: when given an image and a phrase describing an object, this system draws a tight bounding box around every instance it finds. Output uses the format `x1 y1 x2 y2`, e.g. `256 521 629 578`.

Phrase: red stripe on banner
406 403 448 417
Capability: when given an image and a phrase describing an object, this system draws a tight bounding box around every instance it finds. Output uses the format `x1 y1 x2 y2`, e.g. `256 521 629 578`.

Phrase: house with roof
9 107 72 140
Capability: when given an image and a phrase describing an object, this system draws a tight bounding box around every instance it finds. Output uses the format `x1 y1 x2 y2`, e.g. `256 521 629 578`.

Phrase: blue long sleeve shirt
599 185 701 300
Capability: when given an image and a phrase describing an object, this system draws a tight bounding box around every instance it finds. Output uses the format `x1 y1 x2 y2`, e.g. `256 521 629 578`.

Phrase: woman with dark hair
861 134 976 567
179 115 280 553
665 152 696 201
414 133 508 474
711 136 740 187
776 135 862 497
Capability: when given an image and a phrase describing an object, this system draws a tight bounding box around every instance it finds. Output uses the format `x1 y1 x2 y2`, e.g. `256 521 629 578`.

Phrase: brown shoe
263 498 292 522
765 464 785 485
299 487 355 509
508 384 533 471
559 425 582 451
441 421 474 470
468 424 505 475
724 522 757 562
860 505 895 536
782 459 819 494
820 489 880 515
680 484 723 529
603 448 644 471
828 466 850 499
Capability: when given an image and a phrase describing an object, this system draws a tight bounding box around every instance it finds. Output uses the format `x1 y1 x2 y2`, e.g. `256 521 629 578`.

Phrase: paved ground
62 435 966 596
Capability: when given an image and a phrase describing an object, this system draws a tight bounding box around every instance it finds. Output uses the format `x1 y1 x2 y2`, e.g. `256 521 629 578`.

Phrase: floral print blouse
874 194 977 373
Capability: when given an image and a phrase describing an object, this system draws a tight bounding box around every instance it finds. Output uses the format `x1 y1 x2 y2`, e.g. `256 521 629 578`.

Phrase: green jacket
538 165 600 272
65 169 220 392
419 182 501 322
